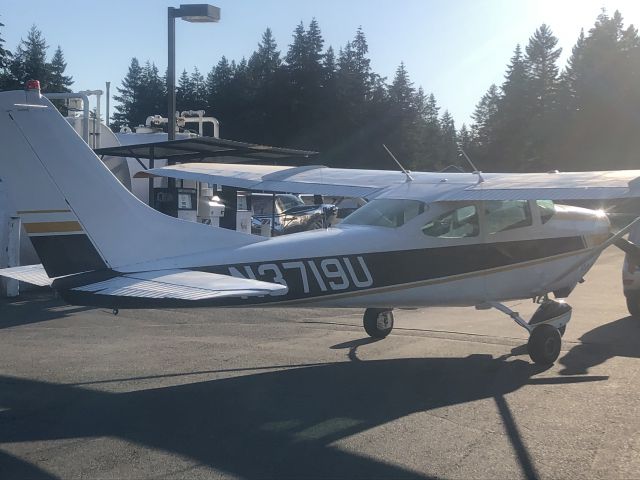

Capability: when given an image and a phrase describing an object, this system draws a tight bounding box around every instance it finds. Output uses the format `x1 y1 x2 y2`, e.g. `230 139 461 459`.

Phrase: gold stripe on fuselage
23 221 83 234
17 209 72 214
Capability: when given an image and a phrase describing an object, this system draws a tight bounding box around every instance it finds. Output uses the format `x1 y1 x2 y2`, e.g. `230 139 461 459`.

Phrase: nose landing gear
489 299 572 365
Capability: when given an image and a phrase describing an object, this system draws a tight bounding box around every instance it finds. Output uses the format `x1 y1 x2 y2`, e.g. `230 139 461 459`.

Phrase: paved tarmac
1 247 639 479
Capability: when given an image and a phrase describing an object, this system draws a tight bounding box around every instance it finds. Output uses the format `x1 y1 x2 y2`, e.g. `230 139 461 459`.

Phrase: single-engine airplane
2 85 640 366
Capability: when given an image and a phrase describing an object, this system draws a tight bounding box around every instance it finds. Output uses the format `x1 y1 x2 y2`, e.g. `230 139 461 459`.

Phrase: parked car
251 193 337 236
623 225 640 317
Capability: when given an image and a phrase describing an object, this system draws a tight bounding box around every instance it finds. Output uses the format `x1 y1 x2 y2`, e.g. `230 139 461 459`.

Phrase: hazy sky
2 0 640 128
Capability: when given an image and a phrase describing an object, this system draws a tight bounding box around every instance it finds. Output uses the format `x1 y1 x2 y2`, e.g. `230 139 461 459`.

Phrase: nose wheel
363 308 394 338
488 299 571 365
527 324 562 365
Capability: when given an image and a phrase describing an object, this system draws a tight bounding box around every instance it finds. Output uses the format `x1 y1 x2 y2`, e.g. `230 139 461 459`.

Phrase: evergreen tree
471 84 500 166
248 28 281 84
439 110 458 167
522 24 561 168
387 62 413 107
112 57 143 129
553 10 640 169
176 69 194 111
46 46 73 92
0 17 12 90
139 61 165 122
491 44 530 169
458 124 472 155
9 25 48 90
525 24 562 116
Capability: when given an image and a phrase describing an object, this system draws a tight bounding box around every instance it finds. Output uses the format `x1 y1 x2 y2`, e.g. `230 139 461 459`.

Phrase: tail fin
0 88 261 277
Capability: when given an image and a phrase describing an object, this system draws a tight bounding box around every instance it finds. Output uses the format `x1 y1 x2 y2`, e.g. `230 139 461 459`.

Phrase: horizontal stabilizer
72 269 287 300
0 264 52 287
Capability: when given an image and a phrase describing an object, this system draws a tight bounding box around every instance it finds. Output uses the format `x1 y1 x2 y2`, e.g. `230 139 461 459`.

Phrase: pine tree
523 24 562 168
471 84 500 167
248 28 281 84
46 46 73 92
439 110 458 167
9 25 48 89
387 62 414 107
0 17 12 90
525 24 561 118
176 69 194 111
112 57 143 129
139 61 165 122
491 44 530 169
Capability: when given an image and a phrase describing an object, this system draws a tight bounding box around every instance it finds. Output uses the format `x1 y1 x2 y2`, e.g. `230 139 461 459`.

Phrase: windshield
341 199 425 228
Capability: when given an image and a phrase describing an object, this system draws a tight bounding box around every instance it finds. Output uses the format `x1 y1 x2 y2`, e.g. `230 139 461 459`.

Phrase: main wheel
527 324 562 365
363 308 394 338
626 292 640 317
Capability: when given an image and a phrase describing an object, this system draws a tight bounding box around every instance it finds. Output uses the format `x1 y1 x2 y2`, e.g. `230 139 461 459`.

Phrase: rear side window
342 199 425 228
422 205 479 238
485 200 532 234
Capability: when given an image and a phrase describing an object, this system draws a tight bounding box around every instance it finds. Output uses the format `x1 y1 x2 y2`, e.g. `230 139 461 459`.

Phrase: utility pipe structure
44 92 91 144
44 90 103 148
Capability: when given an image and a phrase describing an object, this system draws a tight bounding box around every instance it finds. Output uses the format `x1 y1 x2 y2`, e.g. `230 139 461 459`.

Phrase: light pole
167 4 220 141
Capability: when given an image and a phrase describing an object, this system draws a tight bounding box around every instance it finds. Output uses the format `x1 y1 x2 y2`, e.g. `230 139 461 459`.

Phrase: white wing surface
0 264 52 286
439 170 640 201
135 163 640 202
72 269 287 300
134 163 459 198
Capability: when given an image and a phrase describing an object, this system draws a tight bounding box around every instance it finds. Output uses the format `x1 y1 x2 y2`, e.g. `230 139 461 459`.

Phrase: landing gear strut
489 299 572 365
363 308 394 338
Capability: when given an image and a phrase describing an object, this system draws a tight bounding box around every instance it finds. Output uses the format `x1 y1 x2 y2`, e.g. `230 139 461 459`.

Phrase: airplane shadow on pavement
560 315 640 375
0 292 91 330
0 351 607 480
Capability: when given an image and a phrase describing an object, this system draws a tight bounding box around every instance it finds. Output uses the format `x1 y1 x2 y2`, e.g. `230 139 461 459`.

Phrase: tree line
469 10 640 172
112 21 457 169
2 11 639 172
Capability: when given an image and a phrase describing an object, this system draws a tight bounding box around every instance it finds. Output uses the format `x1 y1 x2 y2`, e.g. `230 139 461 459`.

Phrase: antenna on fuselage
457 144 485 184
382 144 414 182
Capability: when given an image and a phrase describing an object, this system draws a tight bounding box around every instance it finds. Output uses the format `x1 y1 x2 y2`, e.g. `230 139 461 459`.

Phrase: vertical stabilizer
0 88 262 277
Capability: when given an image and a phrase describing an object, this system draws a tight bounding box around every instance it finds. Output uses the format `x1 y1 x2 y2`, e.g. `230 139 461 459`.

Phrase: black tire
529 301 570 337
527 324 562 365
363 308 394 338
626 292 640 318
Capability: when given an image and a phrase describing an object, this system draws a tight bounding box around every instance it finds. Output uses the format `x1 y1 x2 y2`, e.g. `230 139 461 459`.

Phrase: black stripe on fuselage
59 235 587 309
30 234 107 277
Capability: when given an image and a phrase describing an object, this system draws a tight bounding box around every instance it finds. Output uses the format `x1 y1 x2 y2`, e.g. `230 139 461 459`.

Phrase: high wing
439 170 640 201
135 163 640 201
70 270 287 300
134 163 448 198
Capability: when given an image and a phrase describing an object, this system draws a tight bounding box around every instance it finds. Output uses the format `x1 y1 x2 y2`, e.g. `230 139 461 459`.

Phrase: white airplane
1 85 640 366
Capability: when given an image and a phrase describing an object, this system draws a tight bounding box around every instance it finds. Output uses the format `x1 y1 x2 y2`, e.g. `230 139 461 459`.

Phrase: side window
536 200 555 224
422 205 479 238
485 200 532 234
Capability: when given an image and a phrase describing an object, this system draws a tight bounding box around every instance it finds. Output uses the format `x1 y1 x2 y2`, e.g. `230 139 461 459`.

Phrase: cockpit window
536 200 555 224
341 199 425 228
422 205 479 238
485 200 532 234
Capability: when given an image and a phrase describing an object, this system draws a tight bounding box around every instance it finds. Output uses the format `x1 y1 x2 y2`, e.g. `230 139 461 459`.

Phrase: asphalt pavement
1 247 639 479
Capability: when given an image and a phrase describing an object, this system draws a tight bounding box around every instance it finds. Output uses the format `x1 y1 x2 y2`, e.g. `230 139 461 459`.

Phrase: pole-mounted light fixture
167 4 220 141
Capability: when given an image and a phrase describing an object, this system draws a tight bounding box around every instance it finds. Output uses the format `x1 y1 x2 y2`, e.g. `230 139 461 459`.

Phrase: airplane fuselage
59 203 609 310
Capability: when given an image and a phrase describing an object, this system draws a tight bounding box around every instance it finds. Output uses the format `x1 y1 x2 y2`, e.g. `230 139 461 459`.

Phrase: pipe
44 92 91 143
105 81 110 128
